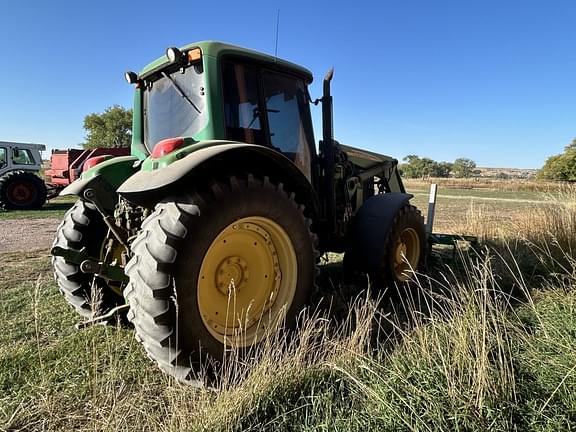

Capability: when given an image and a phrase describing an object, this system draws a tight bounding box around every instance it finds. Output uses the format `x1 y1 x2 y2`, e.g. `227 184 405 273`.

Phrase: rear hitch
51 246 129 283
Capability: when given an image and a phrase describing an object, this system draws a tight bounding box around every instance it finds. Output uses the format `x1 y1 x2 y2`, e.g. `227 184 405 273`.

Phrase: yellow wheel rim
198 216 297 347
393 228 420 282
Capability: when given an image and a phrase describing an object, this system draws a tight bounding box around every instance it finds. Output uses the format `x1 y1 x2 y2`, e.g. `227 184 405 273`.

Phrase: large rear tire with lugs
52 200 124 318
0 171 47 210
124 175 317 383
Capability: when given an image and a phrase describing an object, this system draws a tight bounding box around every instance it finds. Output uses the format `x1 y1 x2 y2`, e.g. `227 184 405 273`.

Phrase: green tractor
51 41 425 382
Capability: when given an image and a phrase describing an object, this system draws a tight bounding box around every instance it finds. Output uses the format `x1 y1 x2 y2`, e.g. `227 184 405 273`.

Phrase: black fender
117 142 319 216
344 193 413 272
60 174 118 212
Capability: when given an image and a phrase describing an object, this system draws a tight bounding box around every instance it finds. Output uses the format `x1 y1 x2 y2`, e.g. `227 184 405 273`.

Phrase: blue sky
1 0 575 168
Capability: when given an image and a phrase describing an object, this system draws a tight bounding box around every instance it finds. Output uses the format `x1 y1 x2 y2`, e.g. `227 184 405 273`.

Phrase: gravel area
0 218 60 253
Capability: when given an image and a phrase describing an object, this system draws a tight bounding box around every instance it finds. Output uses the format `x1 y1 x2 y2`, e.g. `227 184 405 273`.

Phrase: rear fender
117 143 319 216
60 175 117 212
344 193 413 272
60 156 139 211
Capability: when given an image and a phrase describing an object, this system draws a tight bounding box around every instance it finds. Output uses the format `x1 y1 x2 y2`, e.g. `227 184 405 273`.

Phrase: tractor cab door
222 61 316 180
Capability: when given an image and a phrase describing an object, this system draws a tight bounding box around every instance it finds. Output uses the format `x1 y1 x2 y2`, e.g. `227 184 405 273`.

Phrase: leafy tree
564 138 576 152
432 161 453 178
538 146 576 181
401 155 453 178
83 105 133 149
452 158 477 178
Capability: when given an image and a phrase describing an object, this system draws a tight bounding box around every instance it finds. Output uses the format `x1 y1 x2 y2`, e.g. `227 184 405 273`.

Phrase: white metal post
426 183 438 234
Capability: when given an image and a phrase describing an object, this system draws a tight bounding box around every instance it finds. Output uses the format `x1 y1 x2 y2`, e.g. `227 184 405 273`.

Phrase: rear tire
124 175 318 382
0 171 47 210
52 200 124 318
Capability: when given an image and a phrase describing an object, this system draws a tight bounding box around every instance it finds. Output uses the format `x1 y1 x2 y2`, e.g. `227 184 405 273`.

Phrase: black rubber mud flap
60 174 118 212
343 193 413 272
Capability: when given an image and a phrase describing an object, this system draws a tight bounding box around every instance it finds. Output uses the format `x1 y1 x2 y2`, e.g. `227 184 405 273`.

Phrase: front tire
371 204 426 289
124 176 317 382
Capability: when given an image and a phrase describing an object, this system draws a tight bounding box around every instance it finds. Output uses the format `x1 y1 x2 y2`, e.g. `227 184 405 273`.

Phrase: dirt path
0 218 60 253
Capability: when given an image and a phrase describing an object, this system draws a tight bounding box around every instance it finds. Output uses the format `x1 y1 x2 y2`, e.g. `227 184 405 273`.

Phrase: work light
166 47 182 64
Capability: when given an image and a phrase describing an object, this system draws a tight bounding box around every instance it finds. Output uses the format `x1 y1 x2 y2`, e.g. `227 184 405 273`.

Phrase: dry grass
404 177 570 193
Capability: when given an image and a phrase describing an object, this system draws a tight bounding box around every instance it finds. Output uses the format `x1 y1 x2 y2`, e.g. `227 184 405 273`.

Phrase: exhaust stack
320 68 336 232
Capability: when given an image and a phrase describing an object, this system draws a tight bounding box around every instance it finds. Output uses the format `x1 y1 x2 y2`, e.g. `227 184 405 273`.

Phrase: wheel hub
392 227 421 282
7 181 36 205
395 242 408 264
198 216 297 347
215 256 250 294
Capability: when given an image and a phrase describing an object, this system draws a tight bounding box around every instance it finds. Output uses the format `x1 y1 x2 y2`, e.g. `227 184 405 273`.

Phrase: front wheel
124 176 317 382
371 204 426 289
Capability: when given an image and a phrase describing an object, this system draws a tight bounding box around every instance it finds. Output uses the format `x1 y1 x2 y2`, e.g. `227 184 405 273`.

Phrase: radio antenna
274 9 280 62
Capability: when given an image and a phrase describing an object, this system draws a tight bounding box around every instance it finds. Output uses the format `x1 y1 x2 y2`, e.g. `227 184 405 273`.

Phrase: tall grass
452 186 576 279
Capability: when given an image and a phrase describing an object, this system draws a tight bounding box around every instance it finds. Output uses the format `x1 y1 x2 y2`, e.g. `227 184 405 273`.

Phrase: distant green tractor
52 41 425 382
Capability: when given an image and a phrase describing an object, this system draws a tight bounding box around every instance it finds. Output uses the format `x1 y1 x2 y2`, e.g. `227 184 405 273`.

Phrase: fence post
426 183 438 234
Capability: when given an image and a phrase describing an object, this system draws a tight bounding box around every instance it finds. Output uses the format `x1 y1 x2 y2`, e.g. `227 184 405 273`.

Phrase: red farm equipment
45 148 130 196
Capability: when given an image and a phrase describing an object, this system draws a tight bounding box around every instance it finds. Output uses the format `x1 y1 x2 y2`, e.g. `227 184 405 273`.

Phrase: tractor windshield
144 64 207 151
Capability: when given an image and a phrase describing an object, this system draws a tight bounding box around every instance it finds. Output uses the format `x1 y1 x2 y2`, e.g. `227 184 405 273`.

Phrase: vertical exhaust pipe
321 68 336 231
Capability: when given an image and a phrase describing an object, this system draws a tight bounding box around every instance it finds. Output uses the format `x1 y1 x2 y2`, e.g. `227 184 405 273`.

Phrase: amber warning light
187 48 202 62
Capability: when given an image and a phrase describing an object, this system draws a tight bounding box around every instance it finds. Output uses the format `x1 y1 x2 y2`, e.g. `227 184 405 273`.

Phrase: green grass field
0 196 75 221
1 182 575 431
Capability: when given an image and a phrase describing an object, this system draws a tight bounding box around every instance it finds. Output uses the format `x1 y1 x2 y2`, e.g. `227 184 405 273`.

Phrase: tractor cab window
12 148 35 165
222 63 265 145
144 64 207 150
222 61 314 179
262 73 312 178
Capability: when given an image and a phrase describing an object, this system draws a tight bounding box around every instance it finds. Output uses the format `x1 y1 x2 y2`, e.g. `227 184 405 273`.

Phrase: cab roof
139 40 313 83
0 141 46 151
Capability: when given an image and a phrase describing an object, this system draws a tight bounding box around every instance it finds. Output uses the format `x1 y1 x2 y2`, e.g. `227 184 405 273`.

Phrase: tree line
400 155 478 179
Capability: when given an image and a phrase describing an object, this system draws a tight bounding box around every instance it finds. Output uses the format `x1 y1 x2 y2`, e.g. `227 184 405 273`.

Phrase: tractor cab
127 42 316 181
0 142 45 177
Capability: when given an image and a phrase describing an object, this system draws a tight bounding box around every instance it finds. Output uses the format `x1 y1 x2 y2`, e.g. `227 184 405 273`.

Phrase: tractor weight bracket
51 246 129 283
